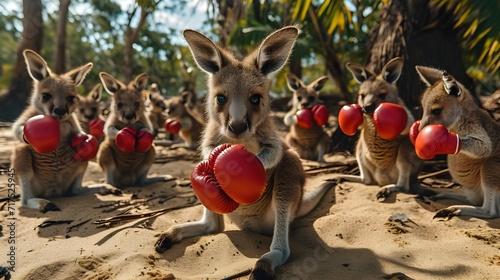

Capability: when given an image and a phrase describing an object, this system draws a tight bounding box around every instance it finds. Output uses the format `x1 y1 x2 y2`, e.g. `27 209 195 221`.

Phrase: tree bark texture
54 0 71 74
0 0 43 122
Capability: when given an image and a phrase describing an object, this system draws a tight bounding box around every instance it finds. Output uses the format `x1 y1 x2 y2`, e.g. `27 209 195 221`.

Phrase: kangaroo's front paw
434 207 460 220
39 201 61 213
249 259 274 280
155 230 179 253
100 184 122 195
376 188 391 201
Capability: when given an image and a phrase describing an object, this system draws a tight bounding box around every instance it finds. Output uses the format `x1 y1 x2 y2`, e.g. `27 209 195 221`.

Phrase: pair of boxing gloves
23 115 99 161
295 104 329 129
338 103 461 159
191 143 267 214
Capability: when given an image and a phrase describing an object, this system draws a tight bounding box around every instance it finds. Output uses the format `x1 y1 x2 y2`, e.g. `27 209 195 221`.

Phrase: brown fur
11 50 118 212
165 90 205 149
416 66 500 219
284 73 330 162
154 27 335 279
339 58 422 200
76 83 105 136
144 83 168 136
97 72 172 188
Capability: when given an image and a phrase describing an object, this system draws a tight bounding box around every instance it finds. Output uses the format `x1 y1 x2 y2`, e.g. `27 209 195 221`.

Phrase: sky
0 0 209 45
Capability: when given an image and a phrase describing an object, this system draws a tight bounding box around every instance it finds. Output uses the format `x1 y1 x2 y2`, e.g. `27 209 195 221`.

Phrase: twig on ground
67 219 91 233
221 268 252 280
418 168 450 180
34 220 73 230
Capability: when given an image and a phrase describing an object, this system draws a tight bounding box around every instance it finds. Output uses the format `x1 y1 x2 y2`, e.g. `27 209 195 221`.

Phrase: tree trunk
366 0 478 117
54 0 71 74
124 6 149 82
0 0 43 122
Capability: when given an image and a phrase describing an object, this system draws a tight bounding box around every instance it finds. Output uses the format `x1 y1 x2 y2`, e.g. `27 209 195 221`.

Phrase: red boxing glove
409 120 421 146
338 104 363 136
71 134 99 161
136 129 154 153
296 109 314 129
164 119 181 134
311 104 329 126
373 103 408 140
191 144 267 214
23 115 60 153
115 127 136 153
89 118 105 139
415 125 462 160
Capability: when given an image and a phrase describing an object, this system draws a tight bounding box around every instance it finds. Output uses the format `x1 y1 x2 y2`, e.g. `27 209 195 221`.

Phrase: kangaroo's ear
90 84 102 102
256 26 298 76
311 76 329 92
99 72 123 95
132 73 148 91
415 65 442 87
286 73 303 91
442 70 462 97
346 62 373 83
23 49 51 81
65 62 93 86
180 91 196 108
183 29 224 74
381 57 403 84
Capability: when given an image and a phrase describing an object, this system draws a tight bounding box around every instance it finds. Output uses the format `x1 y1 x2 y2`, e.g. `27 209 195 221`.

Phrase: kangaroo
11 50 119 212
144 84 168 136
338 58 422 199
165 90 205 149
416 66 500 219
283 73 330 162
97 72 172 188
154 27 335 280
76 83 105 134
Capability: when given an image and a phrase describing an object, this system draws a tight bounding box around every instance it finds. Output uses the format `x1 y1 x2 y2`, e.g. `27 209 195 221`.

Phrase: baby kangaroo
144 83 168 137
414 66 500 219
11 50 118 212
164 90 205 149
283 73 330 162
338 58 422 199
97 72 171 188
154 27 335 279
76 83 106 141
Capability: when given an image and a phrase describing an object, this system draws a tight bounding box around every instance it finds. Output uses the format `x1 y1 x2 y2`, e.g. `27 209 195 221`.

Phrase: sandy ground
1 121 499 280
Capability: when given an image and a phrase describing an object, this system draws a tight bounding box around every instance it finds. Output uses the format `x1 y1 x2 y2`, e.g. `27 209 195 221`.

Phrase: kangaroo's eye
431 108 442 116
249 95 261 104
42 93 52 100
216 94 227 105
117 102 123 109
297 96 302 102
377 93 386 99
134 102 140 109
359 93 366 99
67 96 75 102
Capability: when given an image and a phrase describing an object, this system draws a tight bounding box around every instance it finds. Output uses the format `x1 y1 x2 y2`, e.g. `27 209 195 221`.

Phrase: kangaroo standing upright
154 27 335 279
11 50 118 212
97 72 171 188
338 58 422 199
414 66 500 219
284 73 330 162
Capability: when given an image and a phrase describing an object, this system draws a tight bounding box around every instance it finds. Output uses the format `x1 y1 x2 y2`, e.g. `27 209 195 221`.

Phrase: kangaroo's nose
228 120 248 136
362 103 376 114
124 113 135 120
54 108 67 116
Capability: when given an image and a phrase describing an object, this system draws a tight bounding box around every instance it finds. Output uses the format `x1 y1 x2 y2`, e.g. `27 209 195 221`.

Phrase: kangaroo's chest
447 154 482 187
360 125 401 166
290 124 326 147
111 144 151 170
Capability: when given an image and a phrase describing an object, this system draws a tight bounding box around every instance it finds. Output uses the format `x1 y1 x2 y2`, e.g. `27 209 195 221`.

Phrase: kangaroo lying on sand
11 50 118 212
154 27 335 279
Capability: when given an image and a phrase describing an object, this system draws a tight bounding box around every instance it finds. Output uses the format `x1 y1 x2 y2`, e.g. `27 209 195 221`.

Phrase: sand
1 124 499 280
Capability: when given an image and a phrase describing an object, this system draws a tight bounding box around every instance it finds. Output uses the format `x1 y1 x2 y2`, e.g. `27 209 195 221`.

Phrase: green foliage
430 0 499 75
